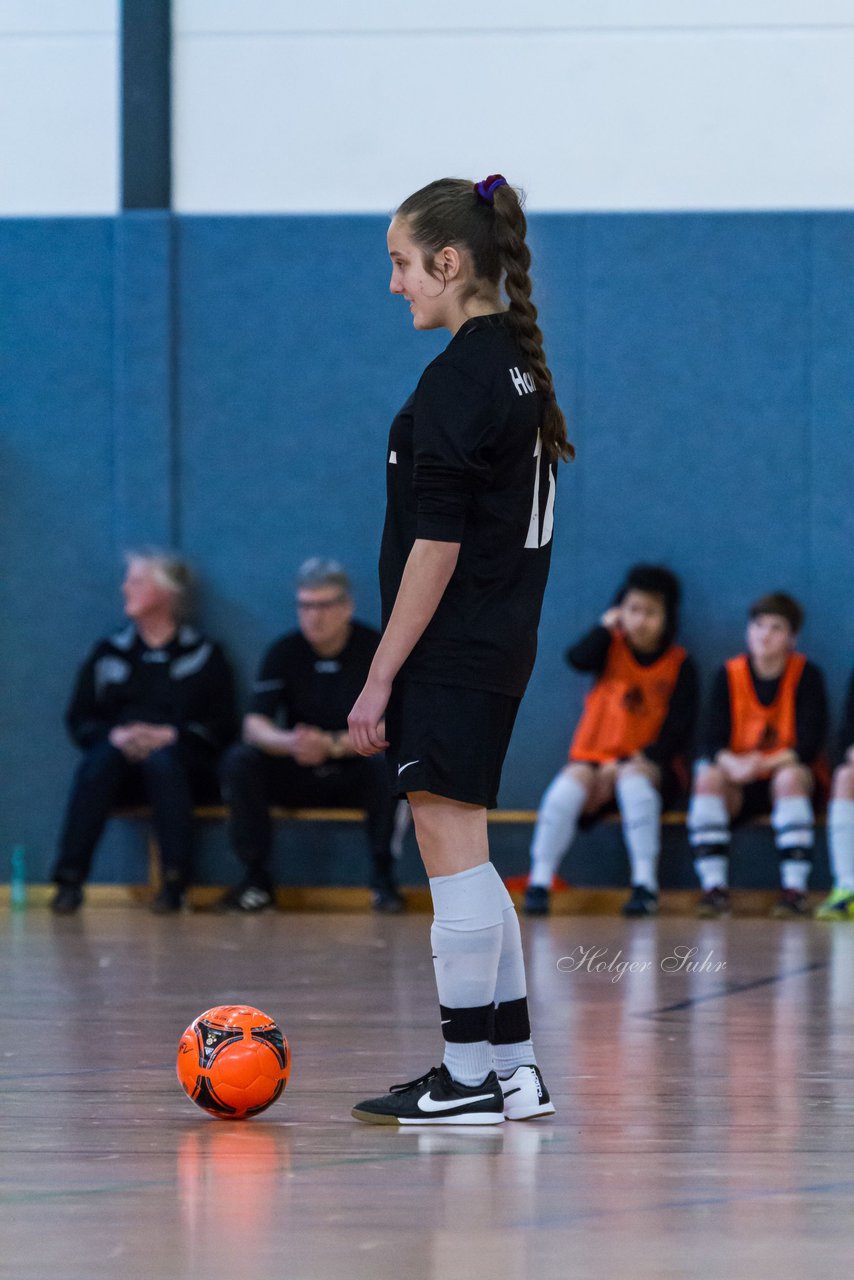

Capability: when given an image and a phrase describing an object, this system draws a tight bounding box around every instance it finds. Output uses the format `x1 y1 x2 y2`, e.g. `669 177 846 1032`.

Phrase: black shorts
385 679 521 809
732 779 772 825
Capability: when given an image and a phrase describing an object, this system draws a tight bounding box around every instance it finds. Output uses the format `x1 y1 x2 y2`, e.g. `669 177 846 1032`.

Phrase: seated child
687 592 827 918
524 565 697 918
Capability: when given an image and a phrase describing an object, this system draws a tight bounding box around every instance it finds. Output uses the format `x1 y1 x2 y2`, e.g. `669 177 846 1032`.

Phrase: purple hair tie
474 174 508 205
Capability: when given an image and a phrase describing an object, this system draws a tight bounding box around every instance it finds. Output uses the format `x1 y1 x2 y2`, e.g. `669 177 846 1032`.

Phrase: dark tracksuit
220 623 398 893
53 623 237 889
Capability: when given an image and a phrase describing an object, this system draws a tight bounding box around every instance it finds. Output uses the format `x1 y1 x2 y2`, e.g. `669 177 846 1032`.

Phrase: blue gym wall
2 212 852 889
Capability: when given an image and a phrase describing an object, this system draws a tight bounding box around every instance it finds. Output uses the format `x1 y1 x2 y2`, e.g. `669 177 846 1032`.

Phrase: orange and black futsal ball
176 1005 290 1119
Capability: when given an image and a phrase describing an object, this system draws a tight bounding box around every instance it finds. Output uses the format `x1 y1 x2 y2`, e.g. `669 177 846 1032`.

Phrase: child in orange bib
525 565 697 918
687 592 828 918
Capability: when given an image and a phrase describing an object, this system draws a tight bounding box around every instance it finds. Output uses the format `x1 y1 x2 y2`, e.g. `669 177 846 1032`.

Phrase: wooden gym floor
1 905 853 1280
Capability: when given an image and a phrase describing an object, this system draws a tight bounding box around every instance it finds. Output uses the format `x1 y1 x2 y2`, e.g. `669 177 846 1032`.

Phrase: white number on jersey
525 431 556 549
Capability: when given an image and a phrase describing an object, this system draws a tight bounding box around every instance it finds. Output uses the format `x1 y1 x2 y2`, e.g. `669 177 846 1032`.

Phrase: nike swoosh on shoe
417 1092 496 1113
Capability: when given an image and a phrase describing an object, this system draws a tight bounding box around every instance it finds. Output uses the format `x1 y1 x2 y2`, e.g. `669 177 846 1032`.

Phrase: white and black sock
688 793 731 889
772 795 814 891
429 863 504 1087
489 867 537 1077
687 792 730 849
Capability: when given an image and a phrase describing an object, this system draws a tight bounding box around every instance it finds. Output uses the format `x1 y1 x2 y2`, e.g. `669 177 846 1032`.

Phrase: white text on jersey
509 366 536 396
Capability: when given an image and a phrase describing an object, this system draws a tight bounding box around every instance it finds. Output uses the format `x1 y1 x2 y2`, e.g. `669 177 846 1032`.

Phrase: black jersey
65 623 238 756
379 313 557 698
249 622 380 731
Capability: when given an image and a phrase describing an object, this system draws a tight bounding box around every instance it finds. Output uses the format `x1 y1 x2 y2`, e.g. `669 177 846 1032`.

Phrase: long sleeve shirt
66 623 238 757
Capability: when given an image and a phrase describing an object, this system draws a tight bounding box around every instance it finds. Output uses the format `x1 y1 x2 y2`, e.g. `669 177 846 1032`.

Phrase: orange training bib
569 632 687 765
725 652 806 756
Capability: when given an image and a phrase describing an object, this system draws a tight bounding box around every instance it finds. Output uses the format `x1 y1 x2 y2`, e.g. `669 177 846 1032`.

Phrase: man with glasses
218 559 403 912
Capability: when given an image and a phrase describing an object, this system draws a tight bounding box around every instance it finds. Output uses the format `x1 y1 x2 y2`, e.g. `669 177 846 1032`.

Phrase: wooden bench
101 805 822 914
116 803 769 883
115 804 696 891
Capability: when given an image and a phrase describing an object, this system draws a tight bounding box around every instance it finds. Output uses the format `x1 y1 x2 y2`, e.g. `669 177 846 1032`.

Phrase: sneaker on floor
216 883 274 913
622 884 659 918
771 888 809 919
499 1064 556 1120
523 884 550 916
352 1064 505 1126
372 886 405 914
696 886 731 919
50 884 83 915
814 888 854 921
149 884 184 914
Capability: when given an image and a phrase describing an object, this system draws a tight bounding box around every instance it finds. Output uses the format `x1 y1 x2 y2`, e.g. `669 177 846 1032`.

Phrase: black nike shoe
215 881 274 913
622 884 659 918
149 884 184 914
352 1064 505 1126
523 885 551 916
371 885 405 914
50 884 83 915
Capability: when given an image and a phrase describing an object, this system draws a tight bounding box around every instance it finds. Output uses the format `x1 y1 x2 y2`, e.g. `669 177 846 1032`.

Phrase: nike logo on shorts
417 1091 496 1114
397 759 420 777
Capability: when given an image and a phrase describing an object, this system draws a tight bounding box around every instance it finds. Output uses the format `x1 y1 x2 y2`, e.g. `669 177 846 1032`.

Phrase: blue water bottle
10 845 27 910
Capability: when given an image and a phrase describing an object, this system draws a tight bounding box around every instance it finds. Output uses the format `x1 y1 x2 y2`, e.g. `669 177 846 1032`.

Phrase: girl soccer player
348 175 570 1125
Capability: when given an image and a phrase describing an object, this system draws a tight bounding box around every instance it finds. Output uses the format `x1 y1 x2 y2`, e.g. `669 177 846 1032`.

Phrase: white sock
695 854 729 891
616 772 662 892
429 863 504 1086
772 795 815 851
781 859 811 891
828 799 854 891
687 793 730 848
528 772 587 888
491 871 526 1005
486 865 537 1076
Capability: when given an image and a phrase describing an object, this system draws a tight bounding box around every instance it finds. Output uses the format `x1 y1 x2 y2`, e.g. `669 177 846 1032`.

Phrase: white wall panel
176 1 854 36
0 1 118 214
173 6 854 213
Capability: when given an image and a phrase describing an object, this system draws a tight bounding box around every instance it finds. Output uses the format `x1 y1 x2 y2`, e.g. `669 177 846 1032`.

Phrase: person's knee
220 741 261 785
617 759 658 786
75 741 124 787
772 764 811 799
141 744 183 775
564 762 594 795
831 763 854 801
693 763 725 796
410 796 443 850
410 793 488 873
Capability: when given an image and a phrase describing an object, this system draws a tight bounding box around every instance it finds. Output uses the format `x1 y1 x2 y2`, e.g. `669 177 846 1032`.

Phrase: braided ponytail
396 176 574 463
491 184 573 462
